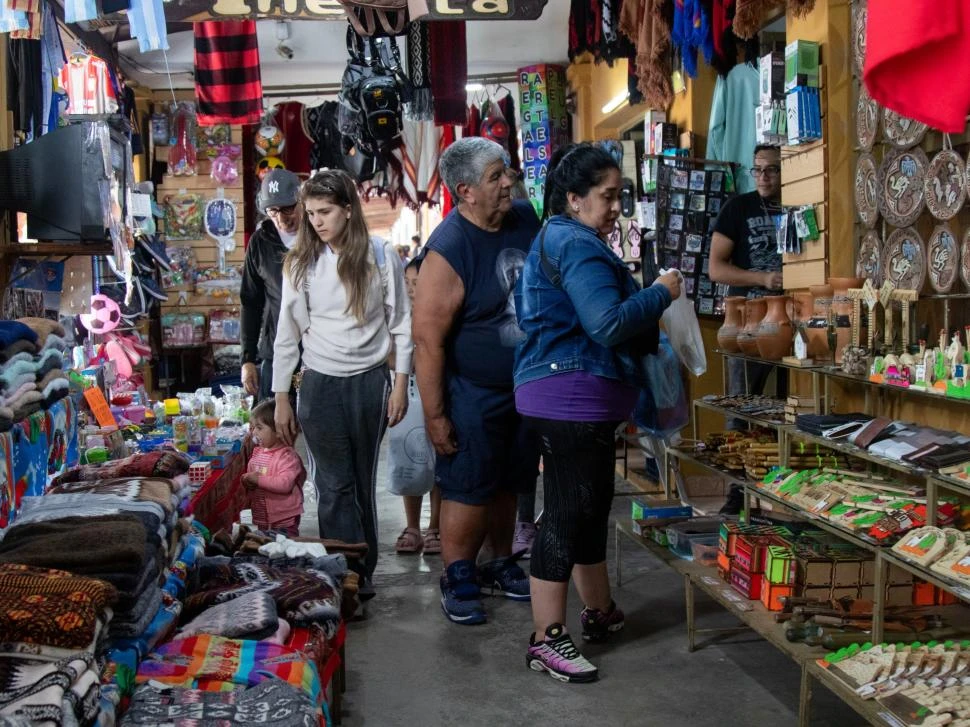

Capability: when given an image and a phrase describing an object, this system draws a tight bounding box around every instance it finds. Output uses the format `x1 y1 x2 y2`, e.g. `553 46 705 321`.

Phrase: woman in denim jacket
514 144 681 683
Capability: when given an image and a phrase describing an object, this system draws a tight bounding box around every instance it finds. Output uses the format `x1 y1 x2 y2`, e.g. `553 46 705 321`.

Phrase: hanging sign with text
517 64 569 218
167 0 547 22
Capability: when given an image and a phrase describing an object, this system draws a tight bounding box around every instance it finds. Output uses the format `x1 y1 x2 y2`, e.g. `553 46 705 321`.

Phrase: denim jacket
513 214 672 388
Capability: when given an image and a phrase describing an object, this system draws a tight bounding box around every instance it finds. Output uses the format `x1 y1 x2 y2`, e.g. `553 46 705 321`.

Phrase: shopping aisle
303 444 861 726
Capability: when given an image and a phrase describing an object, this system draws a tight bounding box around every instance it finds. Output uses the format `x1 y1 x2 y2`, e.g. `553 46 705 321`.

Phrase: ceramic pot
737 298 767 357
717 296 747 353
829 277 865 363
756 295 794 360
792 292 814 326
806 284 834 361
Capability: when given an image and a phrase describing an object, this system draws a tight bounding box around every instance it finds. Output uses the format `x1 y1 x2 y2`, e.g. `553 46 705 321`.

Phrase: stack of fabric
0 318 71 431
0 563 116 725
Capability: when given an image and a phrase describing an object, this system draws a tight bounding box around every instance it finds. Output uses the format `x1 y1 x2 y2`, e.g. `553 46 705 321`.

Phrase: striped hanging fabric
128 0 168 52
193 20 263 126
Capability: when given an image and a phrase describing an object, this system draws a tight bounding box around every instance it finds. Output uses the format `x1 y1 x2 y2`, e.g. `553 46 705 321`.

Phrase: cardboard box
832 557 863 587
802 586 831 602
796 551 832 587
631 497 693 522
766 545 796 585
760 51 785 102
761 580 794 611
785 39 819 90
644 110 666 155
734 535 777 574
654 122 678 154
730 564 763 599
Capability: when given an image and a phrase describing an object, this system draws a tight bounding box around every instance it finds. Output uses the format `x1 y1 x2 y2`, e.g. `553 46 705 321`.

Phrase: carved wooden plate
856 86 878 152
924 148 966 220
882 107 929 149
855 153 879 228
927 224 959 293
856 229 882 286
883 226 926 292
878 146 928 227
962 228 970 291
852 1 867 76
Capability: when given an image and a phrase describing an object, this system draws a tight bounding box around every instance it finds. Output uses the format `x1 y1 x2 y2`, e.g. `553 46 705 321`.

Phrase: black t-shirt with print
713 191 783 297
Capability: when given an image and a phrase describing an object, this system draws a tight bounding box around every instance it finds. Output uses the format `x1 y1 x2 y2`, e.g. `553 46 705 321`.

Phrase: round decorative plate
878 146 928 227
962 228 970 290
882 107 929 149
856 86 878 152
855 153 879 228
856 229 882 285
852 1 867 76
927 224 959 293
924 148 966 220
883 226 926 292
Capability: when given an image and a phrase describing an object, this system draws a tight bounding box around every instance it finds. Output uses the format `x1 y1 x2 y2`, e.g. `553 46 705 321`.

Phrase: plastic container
666 518 723 558
691 541 720 567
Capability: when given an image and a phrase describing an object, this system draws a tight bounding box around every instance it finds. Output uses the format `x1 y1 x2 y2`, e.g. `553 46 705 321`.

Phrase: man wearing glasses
241 169 302 401
709 144 785 514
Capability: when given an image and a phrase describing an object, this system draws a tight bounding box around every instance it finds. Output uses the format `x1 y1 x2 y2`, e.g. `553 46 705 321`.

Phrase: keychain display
927 223 959 293
161 246 197 289
164 194 204 240
168 102 198 176
204 197 238 273
924 137 965 221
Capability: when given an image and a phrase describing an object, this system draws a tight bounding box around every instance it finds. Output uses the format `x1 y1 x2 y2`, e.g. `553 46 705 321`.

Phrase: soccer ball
254 124 285 157
80 294 121 334
256 156 285 180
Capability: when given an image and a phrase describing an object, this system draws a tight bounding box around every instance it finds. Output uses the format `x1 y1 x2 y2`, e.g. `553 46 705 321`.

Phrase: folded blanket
46 478 178 515
0 321 37 348
51 450 193 487
122 679 318 726
179 591 278 640
135 635 322 702
40 334 68 352
0 339 38 362
109 587 163 640
16 317 64 347
8 494 166 532
0 564 116 649
0 655 98 726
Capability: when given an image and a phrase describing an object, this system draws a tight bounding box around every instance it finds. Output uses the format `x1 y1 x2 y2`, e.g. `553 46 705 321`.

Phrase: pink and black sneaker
580 601 625 643
526 623 598 683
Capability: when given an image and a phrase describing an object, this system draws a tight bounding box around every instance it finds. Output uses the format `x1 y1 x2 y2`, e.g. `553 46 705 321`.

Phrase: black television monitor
0 119 131 243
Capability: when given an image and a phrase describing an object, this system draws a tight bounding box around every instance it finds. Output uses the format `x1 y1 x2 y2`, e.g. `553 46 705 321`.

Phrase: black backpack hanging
336 0 408 38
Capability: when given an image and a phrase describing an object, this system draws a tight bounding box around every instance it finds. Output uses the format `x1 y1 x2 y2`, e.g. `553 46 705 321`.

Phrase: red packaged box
733 535 777 574
730 563 763 599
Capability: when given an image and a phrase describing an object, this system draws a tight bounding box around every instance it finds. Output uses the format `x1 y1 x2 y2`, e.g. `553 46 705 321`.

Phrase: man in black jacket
240 169 302 401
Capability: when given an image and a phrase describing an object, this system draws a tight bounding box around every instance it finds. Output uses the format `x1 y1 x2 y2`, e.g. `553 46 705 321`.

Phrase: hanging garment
127 0 169 53
40 2 64 135
58 53 119 115
440 124 455 214
672 0 712 78
732 0 782 39
499 95 520 171
461 102 480 139
275 101 312 175
193 20 263 126
10 8 40 40
864 0 969 133
429 20 466 126
0 3 28 33
405 20 432 120
568 0 603 62
8 39 43 138
705 61 758 193
63 0 96 23
392 119 443 206
8 0 40 15
619 0 673 111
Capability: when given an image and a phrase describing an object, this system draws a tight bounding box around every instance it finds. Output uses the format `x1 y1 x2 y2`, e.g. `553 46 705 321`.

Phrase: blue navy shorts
435 374 539 506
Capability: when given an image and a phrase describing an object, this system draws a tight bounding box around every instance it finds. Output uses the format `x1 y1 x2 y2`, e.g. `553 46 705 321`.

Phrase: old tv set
0 119 131 243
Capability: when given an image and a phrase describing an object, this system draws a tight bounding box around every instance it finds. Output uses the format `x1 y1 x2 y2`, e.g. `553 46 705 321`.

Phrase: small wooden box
766 545 796 585
892 584 918 606
761 579 794 611
796 552 833 588
832 557 863 587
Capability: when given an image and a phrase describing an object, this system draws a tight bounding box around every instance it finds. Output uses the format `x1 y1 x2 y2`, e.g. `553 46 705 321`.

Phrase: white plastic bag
386 377 435 497
660 269 707 376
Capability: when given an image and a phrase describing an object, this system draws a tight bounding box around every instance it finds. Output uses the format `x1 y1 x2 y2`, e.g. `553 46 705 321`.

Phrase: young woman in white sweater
273 170 412 594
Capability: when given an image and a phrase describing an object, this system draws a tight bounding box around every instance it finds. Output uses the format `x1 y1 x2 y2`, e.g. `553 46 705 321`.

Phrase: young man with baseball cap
240 168 302 401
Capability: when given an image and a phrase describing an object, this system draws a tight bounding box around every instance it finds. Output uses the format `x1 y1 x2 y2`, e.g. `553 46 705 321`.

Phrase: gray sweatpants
297 365 390 579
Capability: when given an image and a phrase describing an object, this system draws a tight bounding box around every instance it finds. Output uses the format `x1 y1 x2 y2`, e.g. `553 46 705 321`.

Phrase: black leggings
528 418 619 583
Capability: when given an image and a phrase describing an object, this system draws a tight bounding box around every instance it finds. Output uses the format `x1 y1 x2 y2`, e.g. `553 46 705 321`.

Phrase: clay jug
756 295 794 360
737 298 767 357
717 296 747 352
806 283 833 361
792 291 814 326
829 276 864 363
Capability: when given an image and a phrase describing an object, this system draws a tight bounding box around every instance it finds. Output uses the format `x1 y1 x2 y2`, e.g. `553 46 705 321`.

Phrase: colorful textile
136 635 322 703
619 0 673 111
46 477 178 514
404 20 432 120
428 20 466 126
179 591 278 639
15 318 63 348
51 449 191 487
58 54 119 115
193 20 262 125
0 655 99 726
63 0 96 23
0 564 116 649
121 679 318 726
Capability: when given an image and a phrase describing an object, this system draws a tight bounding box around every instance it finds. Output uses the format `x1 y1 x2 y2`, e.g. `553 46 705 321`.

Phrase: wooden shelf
694 397 788 430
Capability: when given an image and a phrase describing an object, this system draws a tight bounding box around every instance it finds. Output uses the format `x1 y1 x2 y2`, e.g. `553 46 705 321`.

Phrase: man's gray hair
439 137 507 202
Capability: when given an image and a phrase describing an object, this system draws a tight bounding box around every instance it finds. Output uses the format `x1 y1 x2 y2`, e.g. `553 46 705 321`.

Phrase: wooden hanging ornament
852 1 867 76
927 223 959 293
883 226 926 292
924 136 966 221
854 152 879 228
882 107 929 149
856 229 883 286
878 146 928 227
856 85 879 152
961 228 970 291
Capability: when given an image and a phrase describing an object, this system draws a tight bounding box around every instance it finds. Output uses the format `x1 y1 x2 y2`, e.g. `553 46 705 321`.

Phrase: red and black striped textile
193 20 263 126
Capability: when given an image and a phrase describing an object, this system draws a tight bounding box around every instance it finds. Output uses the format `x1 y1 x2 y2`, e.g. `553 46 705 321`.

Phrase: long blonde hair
284 170 374 324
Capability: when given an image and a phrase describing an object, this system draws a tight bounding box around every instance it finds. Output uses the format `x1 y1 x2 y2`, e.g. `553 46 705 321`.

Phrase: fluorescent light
601 90 630 114
465 82 484 92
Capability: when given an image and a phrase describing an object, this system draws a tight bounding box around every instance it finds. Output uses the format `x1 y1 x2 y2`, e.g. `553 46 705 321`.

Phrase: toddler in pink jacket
243 399 306 535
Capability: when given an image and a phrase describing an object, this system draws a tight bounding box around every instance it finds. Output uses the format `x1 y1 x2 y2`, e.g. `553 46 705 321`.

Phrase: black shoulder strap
537 223 561 288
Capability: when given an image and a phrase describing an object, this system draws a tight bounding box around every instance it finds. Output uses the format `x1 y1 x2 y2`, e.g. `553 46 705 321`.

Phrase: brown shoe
423 528 441 555
395 527 423 554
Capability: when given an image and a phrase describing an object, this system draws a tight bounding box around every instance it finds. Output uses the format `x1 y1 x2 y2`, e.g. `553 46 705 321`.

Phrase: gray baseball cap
258 169 300 213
